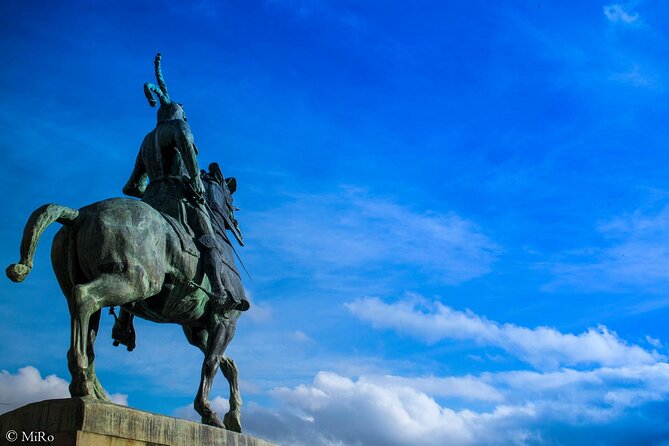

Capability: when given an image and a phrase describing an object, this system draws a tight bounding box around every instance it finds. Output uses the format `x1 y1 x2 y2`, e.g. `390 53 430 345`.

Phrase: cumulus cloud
108 392 129 406
345 297 660 369
494 363 669 422
0 366 127 414
0 366 69 414
268 371 484 446
603 4 639 23
231 294 669 444
244 364 669 446
249 188 499 285
371 374 504 402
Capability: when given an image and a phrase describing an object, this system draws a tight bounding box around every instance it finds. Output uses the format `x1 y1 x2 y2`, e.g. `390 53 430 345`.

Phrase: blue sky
2 0 669 444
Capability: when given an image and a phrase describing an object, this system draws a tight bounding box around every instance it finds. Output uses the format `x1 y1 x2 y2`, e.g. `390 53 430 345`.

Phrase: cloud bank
244 363 669 446
238 296 669 445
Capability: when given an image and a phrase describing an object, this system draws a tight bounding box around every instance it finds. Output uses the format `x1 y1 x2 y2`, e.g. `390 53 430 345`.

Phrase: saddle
159 208 198 257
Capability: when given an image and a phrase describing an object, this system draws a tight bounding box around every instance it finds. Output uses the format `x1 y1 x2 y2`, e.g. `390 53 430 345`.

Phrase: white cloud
371 374 503 402
204 293 669 445
292 330 313 343
269 371 480 446
0 366 128 414
245 293 273 324
0 366 69 414
647 335 663 348
108 392 129 406
345 296 660 369
603 4 639 23
548 205 669 293
494 363 669 420
248 188 499 285
244 363 669 446
173 396 229 421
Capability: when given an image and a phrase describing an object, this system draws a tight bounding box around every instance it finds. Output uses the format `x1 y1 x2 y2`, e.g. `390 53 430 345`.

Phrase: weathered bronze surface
6 54 251 433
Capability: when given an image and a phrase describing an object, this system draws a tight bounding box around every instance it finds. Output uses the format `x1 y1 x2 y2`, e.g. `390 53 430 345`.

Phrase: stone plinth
0 398 275 446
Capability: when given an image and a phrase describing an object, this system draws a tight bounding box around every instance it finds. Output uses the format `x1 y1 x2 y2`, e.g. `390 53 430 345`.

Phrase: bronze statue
6 54 250 432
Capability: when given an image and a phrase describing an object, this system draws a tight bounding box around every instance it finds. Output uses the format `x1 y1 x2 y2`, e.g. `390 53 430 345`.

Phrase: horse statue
6 163 247 432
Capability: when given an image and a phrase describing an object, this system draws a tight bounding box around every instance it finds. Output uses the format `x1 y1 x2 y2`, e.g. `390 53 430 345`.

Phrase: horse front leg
220 357 242 433
194 313 234 428
194 355 224 428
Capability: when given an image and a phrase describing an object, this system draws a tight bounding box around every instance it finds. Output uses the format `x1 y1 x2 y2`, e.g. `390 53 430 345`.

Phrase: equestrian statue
6 53 250 432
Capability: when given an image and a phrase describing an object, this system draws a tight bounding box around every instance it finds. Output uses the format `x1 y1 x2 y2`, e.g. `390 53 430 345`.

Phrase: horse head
201 162 243 246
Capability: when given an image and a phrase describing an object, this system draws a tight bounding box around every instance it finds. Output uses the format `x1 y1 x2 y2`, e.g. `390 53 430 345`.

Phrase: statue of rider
112 54 245 349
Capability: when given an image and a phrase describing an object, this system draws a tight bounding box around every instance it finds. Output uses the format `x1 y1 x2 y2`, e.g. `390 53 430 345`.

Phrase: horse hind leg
220 357 242 433
68 269 159 398
84 309 107 400
50 229 105 399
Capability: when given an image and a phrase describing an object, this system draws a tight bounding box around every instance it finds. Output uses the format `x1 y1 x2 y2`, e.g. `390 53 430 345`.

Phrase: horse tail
6 204 79 283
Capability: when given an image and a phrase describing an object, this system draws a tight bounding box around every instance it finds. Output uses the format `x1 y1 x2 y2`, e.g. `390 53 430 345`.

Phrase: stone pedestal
0 398 275 446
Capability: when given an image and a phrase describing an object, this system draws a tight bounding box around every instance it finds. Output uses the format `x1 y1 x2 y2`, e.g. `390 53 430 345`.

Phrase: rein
203 199 253 281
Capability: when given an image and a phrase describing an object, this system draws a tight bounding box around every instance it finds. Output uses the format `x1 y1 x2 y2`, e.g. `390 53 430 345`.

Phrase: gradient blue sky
2 1 669 445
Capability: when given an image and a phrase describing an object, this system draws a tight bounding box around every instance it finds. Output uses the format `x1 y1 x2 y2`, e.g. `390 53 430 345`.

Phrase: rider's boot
199 236 238 311
198 235 250 312
111 306 136 351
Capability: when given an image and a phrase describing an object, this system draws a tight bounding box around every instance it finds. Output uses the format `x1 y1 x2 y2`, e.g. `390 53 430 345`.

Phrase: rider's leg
188 207 233 308
197 235 229 300
220 269 250 311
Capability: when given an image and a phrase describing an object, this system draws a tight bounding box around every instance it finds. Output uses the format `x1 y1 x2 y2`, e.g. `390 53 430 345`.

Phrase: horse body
53 198 208 324
7 187 245 431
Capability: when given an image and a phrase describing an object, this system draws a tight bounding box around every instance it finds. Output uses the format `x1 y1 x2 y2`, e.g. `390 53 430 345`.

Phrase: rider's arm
174 121 204 194
122 144 148 198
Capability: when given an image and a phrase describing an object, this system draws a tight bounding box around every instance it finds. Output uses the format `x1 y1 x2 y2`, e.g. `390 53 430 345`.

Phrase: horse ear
225 177 237 194
208 162 224 184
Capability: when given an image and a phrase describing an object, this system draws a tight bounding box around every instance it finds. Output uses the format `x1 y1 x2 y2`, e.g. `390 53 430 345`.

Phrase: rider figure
113 54 242 349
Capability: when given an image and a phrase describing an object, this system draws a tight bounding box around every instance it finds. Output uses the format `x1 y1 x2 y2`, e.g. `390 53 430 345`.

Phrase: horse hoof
224 411 242 433
202 414 225 429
